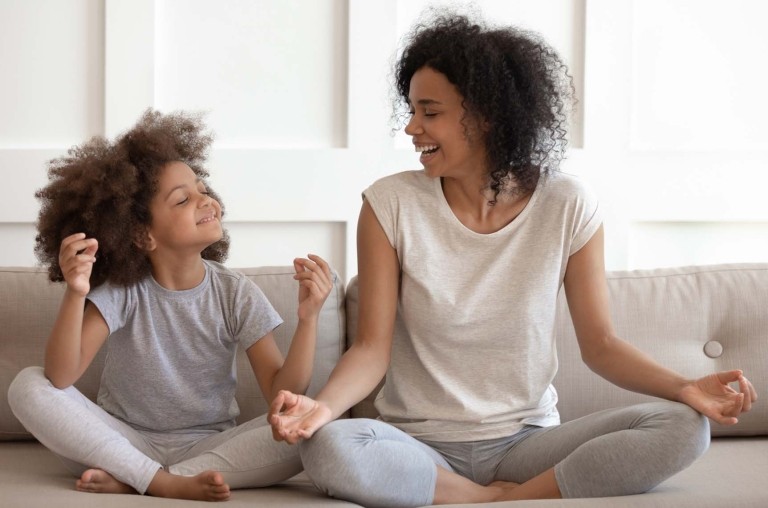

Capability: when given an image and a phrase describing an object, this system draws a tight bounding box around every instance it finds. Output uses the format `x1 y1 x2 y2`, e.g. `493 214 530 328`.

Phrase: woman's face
404 66 488 180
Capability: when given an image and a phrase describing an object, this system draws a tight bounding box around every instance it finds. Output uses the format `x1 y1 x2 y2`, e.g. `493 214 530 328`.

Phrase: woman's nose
404 114 422 135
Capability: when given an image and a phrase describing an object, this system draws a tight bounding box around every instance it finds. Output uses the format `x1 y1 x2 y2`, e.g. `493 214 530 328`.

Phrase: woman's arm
564 225 756 425
269 200 400 442
44 233 109 388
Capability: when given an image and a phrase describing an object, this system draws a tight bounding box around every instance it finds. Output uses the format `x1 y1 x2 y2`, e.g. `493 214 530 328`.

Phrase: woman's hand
678 370 757 425
269 389 333 444
293 254 333 321
59 233 98 297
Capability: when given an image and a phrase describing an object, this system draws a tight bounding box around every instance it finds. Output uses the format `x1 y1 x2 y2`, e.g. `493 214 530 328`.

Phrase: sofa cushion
554 263 767 437
346 264 767 436
0 266 346 441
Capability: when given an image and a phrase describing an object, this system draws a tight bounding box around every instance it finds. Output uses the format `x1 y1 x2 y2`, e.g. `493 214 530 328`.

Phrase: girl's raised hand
293 254 333 321
58 233 98 297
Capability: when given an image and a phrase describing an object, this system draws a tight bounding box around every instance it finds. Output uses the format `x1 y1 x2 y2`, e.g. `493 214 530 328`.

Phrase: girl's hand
269 389 333 444
59 233 98 297
679 370 757 425
293 254 333 321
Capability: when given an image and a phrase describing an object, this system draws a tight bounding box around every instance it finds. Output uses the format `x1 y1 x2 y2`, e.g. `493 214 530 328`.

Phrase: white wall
2 0 767 282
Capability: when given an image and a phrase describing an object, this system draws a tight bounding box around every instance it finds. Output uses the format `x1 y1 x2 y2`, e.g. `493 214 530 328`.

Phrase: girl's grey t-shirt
87 260 282 432
364 170 602 442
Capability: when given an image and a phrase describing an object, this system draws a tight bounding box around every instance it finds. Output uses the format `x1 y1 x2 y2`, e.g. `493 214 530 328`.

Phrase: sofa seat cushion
1 438 765 507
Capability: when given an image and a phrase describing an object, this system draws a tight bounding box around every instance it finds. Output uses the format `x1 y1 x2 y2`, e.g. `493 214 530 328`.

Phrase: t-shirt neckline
432 174 544 238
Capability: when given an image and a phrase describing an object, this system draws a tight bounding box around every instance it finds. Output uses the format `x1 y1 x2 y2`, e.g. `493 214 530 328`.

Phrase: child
8 109 333 501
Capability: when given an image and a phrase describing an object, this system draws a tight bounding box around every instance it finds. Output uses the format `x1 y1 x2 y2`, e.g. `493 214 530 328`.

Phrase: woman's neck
441 176 532 234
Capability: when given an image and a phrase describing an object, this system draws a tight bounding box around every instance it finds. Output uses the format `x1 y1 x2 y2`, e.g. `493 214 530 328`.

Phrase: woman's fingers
739 376 755 412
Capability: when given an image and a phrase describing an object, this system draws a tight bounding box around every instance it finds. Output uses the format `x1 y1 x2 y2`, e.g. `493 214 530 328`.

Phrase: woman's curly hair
35 109 229 288
394 9 574 201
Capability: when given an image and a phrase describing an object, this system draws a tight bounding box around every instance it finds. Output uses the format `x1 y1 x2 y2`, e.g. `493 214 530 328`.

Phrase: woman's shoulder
539 171 598 203
366 170 432 200
369 170 429 190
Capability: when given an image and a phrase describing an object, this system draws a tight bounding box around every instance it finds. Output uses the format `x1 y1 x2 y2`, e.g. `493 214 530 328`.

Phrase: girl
8 109 333 501
269 11 756 507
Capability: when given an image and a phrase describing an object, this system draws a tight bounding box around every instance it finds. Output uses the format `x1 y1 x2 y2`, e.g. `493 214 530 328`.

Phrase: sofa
1 263 766 507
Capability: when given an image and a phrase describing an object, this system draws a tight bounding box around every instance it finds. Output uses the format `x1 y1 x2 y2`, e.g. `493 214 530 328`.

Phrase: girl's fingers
293 254 333 290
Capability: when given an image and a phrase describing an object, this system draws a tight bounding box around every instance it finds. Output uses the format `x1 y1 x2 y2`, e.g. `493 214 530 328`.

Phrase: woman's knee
640 401 710 464
300 418 377 468
664 401 710 459
299 419 380 494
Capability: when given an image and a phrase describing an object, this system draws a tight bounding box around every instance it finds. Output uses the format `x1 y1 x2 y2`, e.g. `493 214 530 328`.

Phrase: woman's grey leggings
8 366 302 494
300 401 710 507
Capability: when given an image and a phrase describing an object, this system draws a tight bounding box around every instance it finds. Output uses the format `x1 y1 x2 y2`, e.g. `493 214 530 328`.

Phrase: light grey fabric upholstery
2 264 767 507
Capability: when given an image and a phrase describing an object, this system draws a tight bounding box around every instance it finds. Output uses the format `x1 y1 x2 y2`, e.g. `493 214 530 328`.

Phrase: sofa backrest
0 266 346 441
346 263 768 437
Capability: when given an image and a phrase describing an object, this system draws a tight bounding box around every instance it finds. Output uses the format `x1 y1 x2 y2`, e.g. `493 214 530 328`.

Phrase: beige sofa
1 264 766 507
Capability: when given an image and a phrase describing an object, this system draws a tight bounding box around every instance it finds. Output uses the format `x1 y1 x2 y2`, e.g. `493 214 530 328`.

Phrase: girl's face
404 66 488 180
144 161 223 255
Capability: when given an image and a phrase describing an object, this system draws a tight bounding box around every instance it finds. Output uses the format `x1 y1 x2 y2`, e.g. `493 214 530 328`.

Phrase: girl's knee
7 366 48 413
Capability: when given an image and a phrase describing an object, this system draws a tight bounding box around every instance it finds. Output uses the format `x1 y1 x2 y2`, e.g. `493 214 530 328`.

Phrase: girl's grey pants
299 401 710 507
8 366 301 494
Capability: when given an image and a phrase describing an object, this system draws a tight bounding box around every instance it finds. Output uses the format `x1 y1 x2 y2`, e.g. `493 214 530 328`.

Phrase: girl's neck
148 253 207 290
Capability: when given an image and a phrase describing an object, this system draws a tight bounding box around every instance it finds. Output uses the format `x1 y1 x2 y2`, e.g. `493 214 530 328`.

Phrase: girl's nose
198 193 213 207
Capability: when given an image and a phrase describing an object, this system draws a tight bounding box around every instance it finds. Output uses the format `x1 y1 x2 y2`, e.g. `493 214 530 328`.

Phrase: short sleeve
569 179 603 255
362 179 398 250
232 277 283 351
86 283 132 334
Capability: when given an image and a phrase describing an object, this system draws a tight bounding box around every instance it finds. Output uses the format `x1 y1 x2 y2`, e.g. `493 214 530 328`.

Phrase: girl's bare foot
148 469 230 502
76 469 136 494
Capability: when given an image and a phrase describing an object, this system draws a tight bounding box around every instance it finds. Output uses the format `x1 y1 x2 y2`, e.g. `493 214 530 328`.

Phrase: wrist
64 285 88 300
673 378 697 403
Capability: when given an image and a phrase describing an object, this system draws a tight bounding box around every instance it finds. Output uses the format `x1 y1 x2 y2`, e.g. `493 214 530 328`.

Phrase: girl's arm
247 255 333 401
564 225 757 425
44 233 110 388
269 200 399 443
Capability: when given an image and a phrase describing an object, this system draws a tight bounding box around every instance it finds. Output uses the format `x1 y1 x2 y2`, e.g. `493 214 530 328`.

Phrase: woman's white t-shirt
363 170 602 442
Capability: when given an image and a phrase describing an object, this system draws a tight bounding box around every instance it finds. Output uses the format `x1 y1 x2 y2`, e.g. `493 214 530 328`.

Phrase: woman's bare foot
493 468 561 501
489 479 520 500
147 469 230 502
76 469 136 494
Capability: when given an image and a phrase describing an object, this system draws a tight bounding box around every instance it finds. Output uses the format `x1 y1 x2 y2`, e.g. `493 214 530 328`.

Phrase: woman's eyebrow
411 98 443 106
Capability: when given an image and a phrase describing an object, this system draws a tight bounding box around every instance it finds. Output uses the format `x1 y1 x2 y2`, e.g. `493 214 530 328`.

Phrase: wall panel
2 0 767 276
155 0 348 149
0 0 104 148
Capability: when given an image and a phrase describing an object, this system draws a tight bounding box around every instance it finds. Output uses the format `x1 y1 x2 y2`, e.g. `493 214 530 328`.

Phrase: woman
270 11 756 507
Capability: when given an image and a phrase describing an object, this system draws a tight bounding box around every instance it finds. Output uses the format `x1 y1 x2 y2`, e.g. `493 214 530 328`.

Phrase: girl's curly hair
35 109 229 288
394 9 574 201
